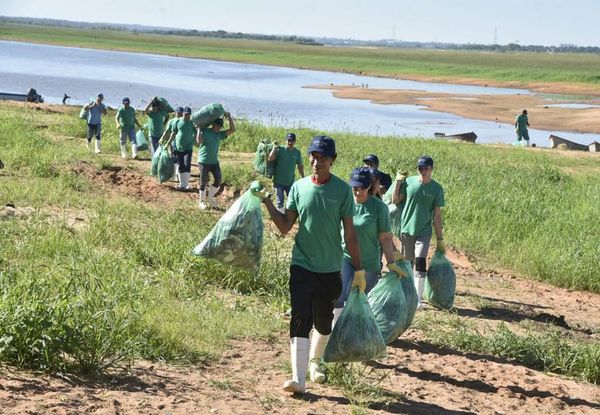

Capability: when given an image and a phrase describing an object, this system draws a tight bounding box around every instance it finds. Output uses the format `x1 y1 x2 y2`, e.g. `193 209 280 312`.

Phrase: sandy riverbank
308 84 600 136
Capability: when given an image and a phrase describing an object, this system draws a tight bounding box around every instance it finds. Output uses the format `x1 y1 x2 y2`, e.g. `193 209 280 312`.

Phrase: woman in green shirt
165 107 198 190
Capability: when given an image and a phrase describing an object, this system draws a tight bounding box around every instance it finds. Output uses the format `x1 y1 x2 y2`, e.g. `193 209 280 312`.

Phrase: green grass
3 23 600 86
413 312 600 385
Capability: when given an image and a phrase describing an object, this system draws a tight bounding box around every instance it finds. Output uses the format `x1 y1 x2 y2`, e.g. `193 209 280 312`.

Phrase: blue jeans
274 184 291 209
119 127 136 145
334 259 379 308
151 135 161 154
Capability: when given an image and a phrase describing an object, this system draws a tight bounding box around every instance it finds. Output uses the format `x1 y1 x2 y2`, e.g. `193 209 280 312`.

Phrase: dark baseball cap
417 155 434 168
122 97 130 104
349 167 372 188
368 168 382 180
175 106 184 113
363 154 379 165
286 132 296 141
97 93 104 99
307 135 336 157
183 107 192 114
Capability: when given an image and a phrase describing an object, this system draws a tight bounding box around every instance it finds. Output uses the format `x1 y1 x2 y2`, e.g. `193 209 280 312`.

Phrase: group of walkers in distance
82 93 447 394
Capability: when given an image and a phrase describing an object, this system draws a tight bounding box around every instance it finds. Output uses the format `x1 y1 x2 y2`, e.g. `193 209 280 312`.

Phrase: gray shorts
400 233 431 263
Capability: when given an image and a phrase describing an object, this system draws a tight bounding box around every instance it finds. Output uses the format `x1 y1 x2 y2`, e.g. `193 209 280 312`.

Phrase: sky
2 0 600 46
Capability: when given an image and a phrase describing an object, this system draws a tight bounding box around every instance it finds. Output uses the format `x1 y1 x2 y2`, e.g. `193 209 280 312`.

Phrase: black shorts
289 265 342 338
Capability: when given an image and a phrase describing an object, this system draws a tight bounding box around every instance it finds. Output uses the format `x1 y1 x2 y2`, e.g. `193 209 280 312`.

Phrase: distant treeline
2 15 599 53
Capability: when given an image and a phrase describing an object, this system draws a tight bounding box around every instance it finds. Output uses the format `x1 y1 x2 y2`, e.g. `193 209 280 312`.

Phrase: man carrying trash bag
253 135 362 394
398 155 445 309
268 132 305 213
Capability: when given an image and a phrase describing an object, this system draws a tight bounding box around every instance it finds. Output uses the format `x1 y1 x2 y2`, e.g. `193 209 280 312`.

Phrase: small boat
0 88 44 103
434 131 477 143
549 134 588 151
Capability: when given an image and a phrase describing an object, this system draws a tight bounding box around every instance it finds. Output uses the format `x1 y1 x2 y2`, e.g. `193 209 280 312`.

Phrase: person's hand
351 270 366 293
272 141 279 147
436 239 446 254
251 189 271 201
393 251 405 262
387 263 407 278
396 170 408 181
224 111 231 118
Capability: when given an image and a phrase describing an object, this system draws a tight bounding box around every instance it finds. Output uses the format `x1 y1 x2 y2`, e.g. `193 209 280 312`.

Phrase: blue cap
97 93 104 99
349 167 372 188
183 107 192 114
286 132 296 141
307 135 336 157
175 106 184 113
122 97 130 104
363 154 379 165
417 155 434 168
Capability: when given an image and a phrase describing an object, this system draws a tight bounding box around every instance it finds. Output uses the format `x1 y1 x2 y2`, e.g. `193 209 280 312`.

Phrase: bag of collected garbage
398 259 418 328
150 145 162 176
382 185 403 238
192 181 264 272
79 104 88 120
154 97 175 113
367 271 408 344
157 147 175 183
136 130 149 151
324 287 386 362
424 251 456 310
253 139 276 178
192 103 225 129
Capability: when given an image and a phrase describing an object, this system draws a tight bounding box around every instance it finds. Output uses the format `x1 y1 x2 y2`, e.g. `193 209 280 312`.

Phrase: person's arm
196 127 203 146
342 216 361 270
224 112 235 136
268 144 278 161
143 101 152 114
101 104 107 115
84 101 95 110
392 174 407 205
298 163 305 178
263 197 298 235
379 232 396 266
115 110 121 129
433 206 443 241
134 114 142 129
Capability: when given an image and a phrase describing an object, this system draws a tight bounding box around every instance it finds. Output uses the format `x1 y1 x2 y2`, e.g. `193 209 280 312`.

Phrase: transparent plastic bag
253 139 276 178
424 251 456 310
136 130 149 151
368 271 408 344
192 103 225 129
398 260 418 328
150 145 162 176
324 287 386 362
157 148 174 183
192 182 264 272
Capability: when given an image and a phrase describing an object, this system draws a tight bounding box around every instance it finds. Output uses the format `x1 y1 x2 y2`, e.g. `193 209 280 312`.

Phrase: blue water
1 40 598 147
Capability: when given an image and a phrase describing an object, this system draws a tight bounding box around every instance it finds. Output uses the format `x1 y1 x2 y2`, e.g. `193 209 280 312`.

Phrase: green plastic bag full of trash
136 130 149 151
398 259 418 328
192 103 225 129
254 139 276 178
382 185 403 238
150 145 162 176
324 287 386 363
154 97 175 113
367 271 408 344
157 147 174 183
424 251 456 310
79 104 88 120
192 181 264 272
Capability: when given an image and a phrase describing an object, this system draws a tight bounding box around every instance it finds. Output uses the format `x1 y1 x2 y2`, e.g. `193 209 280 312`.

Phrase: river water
1 40 597 147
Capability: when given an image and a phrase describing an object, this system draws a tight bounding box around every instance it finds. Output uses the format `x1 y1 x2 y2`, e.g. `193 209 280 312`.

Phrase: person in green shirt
335 167 404 312
268 132 305 213
159 107 184 180
144 97 169 156
515 109 530 146
398 155 445 309
165 107 199 190
115 97 142 159
197 112 235 209
253 135 362 394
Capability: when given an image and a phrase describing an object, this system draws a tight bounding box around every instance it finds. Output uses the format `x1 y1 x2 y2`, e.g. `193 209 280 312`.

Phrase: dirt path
2 157 598 414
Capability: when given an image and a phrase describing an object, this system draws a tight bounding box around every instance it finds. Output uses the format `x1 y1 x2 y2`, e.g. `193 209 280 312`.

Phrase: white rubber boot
277 206 286 214
94 140 101 154
199 189 208 210
208 185 219 209
120 144 128 159
174 163 180 183
131 143 138 159
309 330 329 384
283 337 309 394
332 307 343 328
86 140 91 150
415 272 426 310
179 172 190 190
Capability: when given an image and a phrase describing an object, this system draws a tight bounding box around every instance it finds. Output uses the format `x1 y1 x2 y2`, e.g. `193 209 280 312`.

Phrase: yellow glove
396 170 409 181
351 269 366 293
387 263 407 278
436 239 446 254
392 251 405 262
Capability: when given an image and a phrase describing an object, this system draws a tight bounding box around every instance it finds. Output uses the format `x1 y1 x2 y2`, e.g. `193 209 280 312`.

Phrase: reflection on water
1 40 598 147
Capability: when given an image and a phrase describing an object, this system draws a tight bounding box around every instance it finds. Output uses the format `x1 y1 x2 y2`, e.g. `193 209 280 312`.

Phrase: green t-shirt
147 110 167 137
516 114 529 131
287 175 355 273
166 117 180 132
116 106 136 129
198 128 227 164
400 176 445 237
274 146 303 187
343 196 391 272
172 119 197 152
